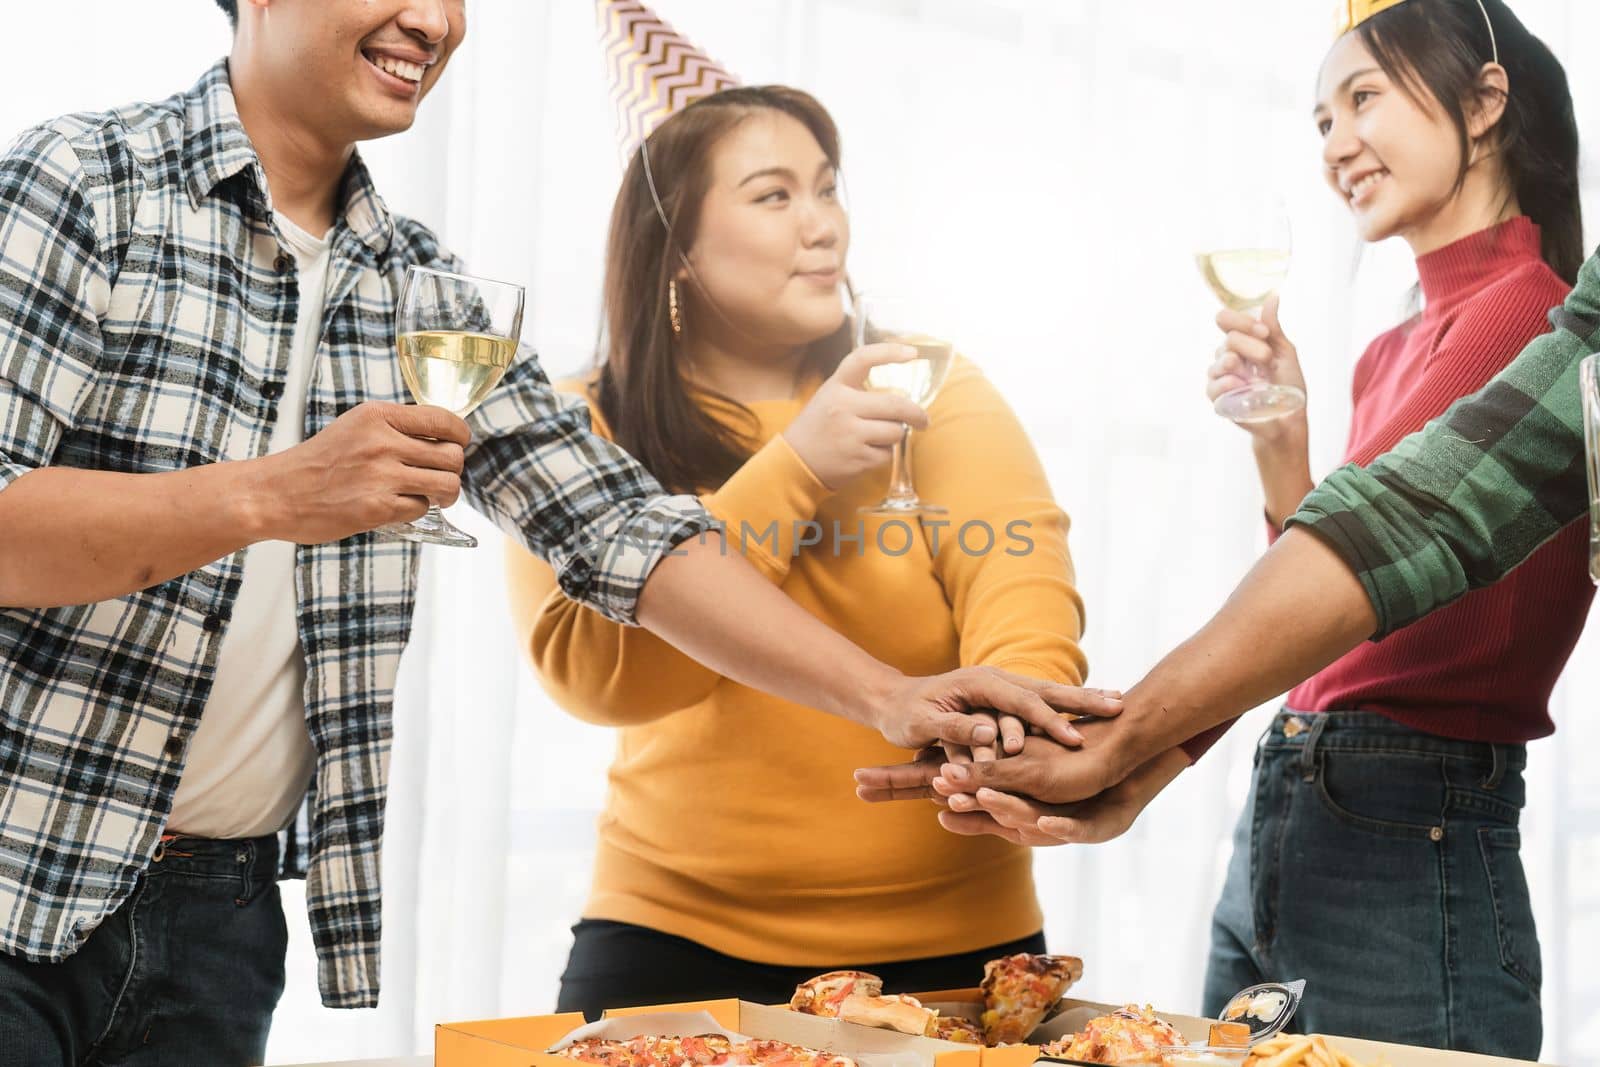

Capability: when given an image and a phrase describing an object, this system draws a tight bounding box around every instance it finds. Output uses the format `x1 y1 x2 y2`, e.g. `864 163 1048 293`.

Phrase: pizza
789 970 885 1017
556 1035 857 1067
1040 1005 1186 1065
979 953 1084 1045
928 1014 985 1045
556 1035 737 1067
738 1038 859 1067
556 1039 637 1067
837 992 938 1036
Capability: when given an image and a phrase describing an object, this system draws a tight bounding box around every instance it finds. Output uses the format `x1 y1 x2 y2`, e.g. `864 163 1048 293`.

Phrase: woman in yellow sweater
505 86 1088 1017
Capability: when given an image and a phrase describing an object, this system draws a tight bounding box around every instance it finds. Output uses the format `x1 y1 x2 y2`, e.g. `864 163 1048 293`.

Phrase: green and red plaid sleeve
1287 250 1600 637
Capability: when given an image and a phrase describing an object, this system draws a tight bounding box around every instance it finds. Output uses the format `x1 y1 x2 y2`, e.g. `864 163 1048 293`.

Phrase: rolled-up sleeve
1288 270 1598 636
462 353 713 625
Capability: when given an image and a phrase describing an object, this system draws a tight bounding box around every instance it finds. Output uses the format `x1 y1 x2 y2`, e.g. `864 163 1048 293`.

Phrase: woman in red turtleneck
1199 0 1588 1058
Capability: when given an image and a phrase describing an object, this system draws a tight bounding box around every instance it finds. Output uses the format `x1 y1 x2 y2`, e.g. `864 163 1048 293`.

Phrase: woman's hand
783 343 930 491
1207 295 1315 525
864 668 1122 754
934 746 1190 846
1207 295 1309 440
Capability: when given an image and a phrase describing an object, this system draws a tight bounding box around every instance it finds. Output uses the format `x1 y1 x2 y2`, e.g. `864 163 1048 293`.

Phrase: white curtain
7 3 1599 1064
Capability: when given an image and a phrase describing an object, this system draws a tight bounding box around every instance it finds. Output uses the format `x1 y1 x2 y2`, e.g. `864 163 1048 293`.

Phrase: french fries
1246 1034 1374 1067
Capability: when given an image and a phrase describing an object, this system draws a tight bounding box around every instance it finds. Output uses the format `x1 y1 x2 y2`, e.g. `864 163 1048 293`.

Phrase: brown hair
593 86 851 495
1356 0 1581 282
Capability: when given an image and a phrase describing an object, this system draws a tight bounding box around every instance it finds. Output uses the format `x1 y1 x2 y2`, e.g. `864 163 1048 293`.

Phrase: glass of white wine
1194 195 1305 423
854 292 954 515
390 265 524 548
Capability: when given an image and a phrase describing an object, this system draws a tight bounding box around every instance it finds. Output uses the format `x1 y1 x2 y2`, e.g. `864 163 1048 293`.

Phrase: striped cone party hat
598 0 739 162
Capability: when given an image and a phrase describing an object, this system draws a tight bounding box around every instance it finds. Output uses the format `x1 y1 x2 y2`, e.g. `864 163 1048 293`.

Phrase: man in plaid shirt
0 2 1114 1061
856 249 1600 846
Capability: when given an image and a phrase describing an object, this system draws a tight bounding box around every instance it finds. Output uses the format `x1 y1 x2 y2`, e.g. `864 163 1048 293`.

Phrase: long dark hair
1356 0 1581 282
594 87 851 495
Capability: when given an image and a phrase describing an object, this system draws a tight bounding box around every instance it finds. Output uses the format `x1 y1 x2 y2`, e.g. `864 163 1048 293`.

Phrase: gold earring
669 279 683 336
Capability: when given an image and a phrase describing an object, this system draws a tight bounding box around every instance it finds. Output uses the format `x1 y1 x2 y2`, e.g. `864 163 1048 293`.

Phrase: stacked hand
854 691 1189 847
864 668 1123 752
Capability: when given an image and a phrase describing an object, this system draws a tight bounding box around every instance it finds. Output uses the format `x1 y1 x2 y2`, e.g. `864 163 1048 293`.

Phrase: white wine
1196 248 1291 312
866 336 954 405
397 330 516 415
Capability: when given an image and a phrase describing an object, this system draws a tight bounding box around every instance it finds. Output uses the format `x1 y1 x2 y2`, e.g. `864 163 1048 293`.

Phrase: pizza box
436 993 1550 1067
907 989 1550 1067
435 999 983 1067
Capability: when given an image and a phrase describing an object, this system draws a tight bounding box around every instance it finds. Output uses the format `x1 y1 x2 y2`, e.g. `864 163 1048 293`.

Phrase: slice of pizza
734 1038 858 1067
929 1015 986 1045
627 1035 698 1067
788 970 885 1017
838 992 939 1037
557 1039 641 1067
980 952 1084 1045
1040 1004 1187 1065
678 1035 739 1065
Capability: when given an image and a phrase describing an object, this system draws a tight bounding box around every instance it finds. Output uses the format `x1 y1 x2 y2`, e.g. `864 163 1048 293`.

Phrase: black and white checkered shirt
0 61 709 1007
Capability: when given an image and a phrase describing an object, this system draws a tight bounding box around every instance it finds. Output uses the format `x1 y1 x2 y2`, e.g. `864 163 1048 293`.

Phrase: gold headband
1334 0 1498 64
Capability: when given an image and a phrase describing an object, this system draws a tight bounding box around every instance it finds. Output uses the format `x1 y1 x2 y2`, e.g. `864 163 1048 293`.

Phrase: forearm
1251 422 1314 530
635 535 901 725
1115 527 1376 771
0 462 267 608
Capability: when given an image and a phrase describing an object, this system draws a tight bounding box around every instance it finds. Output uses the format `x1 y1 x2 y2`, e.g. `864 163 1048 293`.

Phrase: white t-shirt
166 214 330 838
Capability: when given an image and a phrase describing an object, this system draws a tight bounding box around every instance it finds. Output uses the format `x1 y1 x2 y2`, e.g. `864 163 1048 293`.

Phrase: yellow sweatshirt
505 355 1087 965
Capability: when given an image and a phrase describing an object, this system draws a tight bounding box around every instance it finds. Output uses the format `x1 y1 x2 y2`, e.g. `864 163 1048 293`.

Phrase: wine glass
854 292 954 515
1194 195 1305 423
1580 354 1600 584
389 265 524 548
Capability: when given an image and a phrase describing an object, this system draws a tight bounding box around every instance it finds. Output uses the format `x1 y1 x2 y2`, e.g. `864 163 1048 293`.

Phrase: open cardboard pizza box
434 998 983 1067
435 992 1549 1067
913 989 1550 1067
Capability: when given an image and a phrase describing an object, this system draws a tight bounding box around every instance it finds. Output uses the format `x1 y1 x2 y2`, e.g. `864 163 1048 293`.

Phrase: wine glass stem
885 424 917 503
1242 304 1269 383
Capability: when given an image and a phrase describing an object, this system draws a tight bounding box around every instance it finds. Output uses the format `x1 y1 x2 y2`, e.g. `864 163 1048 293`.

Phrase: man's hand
933 747 1191 846
868 668 1122 751
855 714 1133 805
250 401 470 543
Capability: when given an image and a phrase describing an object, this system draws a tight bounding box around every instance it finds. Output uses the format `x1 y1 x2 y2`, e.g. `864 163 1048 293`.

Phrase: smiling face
681 110 850 351
240 0 466 144
1312 33 1483 244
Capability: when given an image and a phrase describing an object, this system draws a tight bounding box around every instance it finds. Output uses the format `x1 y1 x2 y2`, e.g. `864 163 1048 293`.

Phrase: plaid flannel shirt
1289 248 1600 638
0 61 711 1007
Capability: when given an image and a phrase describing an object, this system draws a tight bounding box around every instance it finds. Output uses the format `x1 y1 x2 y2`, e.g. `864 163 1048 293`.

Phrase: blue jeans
1203 711 1540 1059
0 834 287 1066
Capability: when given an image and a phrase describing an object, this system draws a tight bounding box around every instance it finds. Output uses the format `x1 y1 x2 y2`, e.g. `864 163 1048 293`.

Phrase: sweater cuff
703 434 835 579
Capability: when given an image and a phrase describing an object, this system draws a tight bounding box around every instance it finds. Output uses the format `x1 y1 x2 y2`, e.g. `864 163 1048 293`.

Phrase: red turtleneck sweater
1189 217 1592 755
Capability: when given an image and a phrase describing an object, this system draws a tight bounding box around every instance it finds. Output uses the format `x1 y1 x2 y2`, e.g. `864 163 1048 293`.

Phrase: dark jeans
558 919 1047 1020
0 834 287 1067
1203 710 1540 1059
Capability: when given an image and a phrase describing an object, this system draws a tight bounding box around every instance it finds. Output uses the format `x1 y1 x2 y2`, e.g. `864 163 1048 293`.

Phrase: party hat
1332 0 1497 62
597 0 739 162
1333 0 1410 36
